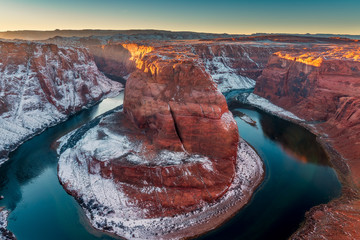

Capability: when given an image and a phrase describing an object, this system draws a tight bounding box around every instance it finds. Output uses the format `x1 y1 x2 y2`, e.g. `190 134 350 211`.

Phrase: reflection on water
199 104 341 240
259 112 329 166
0 94 340 240
0 93 123 240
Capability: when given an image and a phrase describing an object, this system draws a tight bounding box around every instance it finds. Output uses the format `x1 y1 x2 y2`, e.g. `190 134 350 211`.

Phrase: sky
0 0 359 34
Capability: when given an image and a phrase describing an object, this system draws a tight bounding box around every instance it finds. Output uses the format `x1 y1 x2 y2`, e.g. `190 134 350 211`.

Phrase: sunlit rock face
254 45 360 240
0 41 122 165
123 47 239 158
98 44 241 215
86 40 286 92
255 46 360 119
254 46 360 170
87 43 154 81
57 39 265 239
119 46 241 215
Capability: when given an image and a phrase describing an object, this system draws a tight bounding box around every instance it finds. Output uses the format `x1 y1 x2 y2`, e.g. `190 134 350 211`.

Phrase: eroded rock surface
58 109 264 239
58 39 264 239
0 41 122 165
121 46 240 214
73 40 288 92
254 44 360 240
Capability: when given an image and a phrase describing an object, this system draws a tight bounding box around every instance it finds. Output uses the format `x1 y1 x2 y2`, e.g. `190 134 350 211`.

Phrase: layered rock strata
254 45 360 240
81 40 289 92
58 109 263 239
0 41 122 165
58 40 264 239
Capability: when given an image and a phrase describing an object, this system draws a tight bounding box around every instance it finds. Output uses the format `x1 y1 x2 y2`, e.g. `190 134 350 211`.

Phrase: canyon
57 38 264 239
0 41 122 166
254 45 360 239
0 32 360 239
82 35 360 239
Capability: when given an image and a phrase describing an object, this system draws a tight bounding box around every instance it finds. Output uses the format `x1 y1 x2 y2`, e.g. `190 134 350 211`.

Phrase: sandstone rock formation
121 45 240 214
86 40 287 93
55 35 360 239
254 44 360 240
0 41 122 165
57 38 264 239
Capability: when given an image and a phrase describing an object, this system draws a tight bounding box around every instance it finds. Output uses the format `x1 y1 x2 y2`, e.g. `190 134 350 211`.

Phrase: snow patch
221 111 236 130
202 46 256 93
0 208 15 240
246 93 304 121
58 116 263 240
0 42 123 166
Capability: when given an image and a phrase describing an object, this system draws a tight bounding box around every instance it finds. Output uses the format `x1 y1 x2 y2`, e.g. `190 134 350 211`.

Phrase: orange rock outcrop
255 44 360 240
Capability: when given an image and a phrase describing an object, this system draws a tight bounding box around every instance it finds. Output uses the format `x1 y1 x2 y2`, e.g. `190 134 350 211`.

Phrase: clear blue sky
0 0 359 34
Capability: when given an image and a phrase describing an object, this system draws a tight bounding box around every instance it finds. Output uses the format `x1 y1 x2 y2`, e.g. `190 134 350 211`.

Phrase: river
0 93 341 240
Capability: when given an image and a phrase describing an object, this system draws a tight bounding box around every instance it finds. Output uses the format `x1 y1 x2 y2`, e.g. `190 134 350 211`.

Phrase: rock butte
1 33 360 239
121 44 240 215
59 42 253 215
56 35 360 239
85 36 360 239
57 39 264 239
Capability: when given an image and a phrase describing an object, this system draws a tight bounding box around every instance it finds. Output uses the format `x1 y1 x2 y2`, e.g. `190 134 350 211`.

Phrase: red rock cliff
255 47 360 171
77 43 242 217
86 40 286 92
123 44 239 160
254 45 360 240
0 41 121 164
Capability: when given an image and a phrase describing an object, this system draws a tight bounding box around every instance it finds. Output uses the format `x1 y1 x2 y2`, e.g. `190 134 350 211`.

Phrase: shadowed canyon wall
254 45 360 240
0 41 121 164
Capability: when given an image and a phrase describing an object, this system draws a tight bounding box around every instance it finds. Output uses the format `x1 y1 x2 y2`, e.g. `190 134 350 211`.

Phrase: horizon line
0 28 359 37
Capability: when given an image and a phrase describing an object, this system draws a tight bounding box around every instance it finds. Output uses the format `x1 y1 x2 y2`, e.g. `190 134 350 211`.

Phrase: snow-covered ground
227 92 304 122
204 56 256 92
0 208 15 240
246 93 304 121
0 42 122 165
202 47 256 93
58 108 264 240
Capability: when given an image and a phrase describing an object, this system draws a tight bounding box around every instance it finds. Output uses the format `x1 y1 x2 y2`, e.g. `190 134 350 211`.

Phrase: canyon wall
115 43 240 215
59 40 264 217
87 40 285 93
254 45 360 240
57 38 264 239
191 42 277 90
0 41 122 165
254 47 360 182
